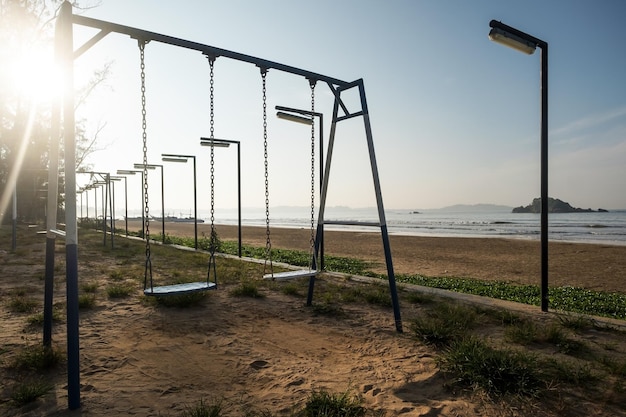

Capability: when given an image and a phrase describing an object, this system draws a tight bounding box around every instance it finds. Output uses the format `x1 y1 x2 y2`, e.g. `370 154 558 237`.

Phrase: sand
138 220 626 292
1 222 625 416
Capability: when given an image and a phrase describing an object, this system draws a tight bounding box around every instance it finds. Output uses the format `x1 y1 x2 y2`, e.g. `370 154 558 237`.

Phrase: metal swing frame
50 1 402 409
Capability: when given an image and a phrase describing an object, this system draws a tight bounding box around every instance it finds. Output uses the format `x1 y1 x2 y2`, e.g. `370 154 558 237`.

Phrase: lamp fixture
199 138 231 148
488 26 536 55
276 111 313 125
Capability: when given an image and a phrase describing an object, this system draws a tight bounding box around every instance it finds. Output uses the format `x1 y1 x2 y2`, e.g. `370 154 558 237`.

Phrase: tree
0 0 105 224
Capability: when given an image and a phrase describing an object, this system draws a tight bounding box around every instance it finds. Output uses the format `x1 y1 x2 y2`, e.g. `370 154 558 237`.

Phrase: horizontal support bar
335 111 365 123
72 14 350 87
323 220 381 227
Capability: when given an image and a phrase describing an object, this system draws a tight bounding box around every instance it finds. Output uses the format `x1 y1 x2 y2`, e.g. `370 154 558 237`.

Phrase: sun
8 45 61 104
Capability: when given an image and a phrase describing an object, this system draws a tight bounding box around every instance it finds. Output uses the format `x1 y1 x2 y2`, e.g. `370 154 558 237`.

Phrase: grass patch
81 282 99 293
78 293 97 309
12 345 63 370
505 322 590 356
310 301 345 318
396 274 626 320
230 282 264 298
179 398 222 417
10 379 54 406
8 296 39 313
27 308 64 326
438 337 543 397
410 302 477 348
296 389 366 417
106 284 134 298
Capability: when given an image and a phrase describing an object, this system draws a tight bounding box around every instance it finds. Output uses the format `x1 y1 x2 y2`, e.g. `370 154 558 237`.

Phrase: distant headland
512 198 609 213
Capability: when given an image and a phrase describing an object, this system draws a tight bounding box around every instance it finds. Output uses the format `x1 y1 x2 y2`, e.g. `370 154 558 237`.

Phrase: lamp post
162 153 198 249
117 169 145 238
489 20 549 312
275 105 325 270
200 138 242 257
111 176 128 236
134 163 165 243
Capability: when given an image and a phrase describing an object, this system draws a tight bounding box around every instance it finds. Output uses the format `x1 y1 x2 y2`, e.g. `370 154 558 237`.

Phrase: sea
195 205 626 247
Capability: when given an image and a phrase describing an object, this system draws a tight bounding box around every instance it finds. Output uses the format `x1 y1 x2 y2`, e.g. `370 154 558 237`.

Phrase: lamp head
133 163 158 170
200 140 230 148
489 26 536 55
276 111 313 125
117 170 137 175
162 157 189 163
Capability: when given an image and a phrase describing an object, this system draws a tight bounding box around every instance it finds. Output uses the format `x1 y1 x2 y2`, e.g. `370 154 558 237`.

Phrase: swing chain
139 41 150 255
261 68 273 275
309 80 316 265
208 56 217 254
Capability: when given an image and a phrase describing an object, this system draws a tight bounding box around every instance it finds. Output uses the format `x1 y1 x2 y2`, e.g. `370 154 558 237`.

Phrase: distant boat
172 217 204 223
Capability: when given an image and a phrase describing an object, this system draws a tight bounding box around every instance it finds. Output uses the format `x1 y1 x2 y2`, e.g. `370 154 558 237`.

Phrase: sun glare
9 46 61 104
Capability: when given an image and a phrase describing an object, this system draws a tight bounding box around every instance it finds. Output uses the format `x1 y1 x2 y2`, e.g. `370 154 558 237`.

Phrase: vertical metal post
309 98 339 306
43 21 63 348
160 165 165 243
191 156 198 249
93 185 98 229
11 181 17 251
357 80 402 333
540 43 549 312
236 142 242 257
318 114 324 270
58 1 80 409
123 177 128 236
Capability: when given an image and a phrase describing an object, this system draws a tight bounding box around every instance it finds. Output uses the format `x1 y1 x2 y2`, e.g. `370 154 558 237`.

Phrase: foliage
10 379 54 406
0 0 111 224
12 344 63 370
438 337 544 397
295 389 366 417
229 281 264 298
396 274 626 320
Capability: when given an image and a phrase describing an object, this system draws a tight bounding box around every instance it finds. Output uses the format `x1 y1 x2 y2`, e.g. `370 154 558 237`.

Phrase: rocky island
512 198 608 213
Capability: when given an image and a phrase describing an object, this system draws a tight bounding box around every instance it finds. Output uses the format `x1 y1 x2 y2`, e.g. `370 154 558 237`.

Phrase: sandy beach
130 220 626 293
1 223 625 416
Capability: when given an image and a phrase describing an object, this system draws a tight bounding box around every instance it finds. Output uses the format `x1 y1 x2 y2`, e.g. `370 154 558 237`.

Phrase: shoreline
124 220 626 293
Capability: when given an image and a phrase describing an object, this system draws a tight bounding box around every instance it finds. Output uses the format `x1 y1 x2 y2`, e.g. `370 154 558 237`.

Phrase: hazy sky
70 0 626 215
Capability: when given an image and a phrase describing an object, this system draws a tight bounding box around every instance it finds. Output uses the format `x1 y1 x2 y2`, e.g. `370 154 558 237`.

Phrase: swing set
47 1 402 409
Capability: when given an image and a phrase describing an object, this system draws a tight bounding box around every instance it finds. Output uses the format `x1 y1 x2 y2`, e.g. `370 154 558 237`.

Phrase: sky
67 0 626 216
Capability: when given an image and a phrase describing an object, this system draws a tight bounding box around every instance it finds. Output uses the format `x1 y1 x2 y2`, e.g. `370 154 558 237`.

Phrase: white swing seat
263 269 318 280
144 281 216 296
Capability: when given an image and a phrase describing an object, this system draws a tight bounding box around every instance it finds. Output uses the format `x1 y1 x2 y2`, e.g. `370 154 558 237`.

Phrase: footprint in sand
250 360 270 370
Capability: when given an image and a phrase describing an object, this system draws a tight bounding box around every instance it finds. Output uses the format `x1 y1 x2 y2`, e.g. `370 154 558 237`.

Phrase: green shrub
10 379 53 406
8 296 38 313
107 284 134 298
230 282 264 298
438 337 543 397
12 345 63 370
297 389 366 417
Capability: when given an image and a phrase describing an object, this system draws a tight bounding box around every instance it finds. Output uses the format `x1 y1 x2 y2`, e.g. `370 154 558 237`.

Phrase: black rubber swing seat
263 269 318 280
143 281 216 296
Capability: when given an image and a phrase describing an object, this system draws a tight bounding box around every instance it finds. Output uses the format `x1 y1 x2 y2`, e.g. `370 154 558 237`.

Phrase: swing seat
143 281 216 296
263 269 318 281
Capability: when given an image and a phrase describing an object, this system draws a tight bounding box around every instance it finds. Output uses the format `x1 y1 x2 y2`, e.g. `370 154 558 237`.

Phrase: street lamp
134 163 165 243
117 170 146 238
200 137 242 257
489 20 549 312
111 176 128 236
162 153 198 249
275 105 325 270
